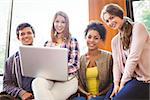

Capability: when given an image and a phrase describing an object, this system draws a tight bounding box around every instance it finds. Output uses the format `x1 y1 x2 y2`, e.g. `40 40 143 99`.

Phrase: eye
95 37 99 40
105 19 109 23
20 32 25 36
87 35 92 39
105 15 115 23
55 20 59 23
94 36 99 40
110 16 114 20
61 21 65 24
27 31 32 35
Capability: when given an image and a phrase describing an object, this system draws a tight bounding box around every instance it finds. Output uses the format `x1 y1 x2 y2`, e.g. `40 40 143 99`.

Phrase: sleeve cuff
19 90 27 98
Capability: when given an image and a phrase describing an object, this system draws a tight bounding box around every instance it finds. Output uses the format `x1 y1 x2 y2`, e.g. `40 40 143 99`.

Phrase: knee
70 77 78 93
32 77 50 90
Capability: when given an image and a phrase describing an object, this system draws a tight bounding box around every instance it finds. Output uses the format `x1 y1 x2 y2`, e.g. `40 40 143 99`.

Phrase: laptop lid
19 46 68 81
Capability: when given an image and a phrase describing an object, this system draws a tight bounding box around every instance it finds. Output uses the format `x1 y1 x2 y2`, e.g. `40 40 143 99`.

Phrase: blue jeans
105 79 150 100
73 95 105 100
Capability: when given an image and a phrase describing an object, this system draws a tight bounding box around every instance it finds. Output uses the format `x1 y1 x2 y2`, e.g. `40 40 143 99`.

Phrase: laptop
19 46 68 81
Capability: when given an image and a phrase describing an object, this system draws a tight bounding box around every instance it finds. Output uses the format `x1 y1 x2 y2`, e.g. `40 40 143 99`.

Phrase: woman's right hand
86 93 92 100
110 85 120 98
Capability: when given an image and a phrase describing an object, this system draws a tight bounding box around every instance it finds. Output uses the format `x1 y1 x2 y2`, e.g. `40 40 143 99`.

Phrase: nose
89 37 94 42
58 22 62 27
24 33 29 38
107 20 113 27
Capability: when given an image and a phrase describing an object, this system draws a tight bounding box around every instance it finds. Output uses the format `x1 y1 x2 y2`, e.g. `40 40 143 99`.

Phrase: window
132 0 150 33
0 0 11 74
9 0 89 56
0 0 89 74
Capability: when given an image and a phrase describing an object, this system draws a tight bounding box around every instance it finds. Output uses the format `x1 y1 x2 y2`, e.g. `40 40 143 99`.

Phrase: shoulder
133 23 149 34
99 49 112 59
6 51 18 61
132 23 149 40
80 53 86 60
133 22 145 29
100 49 111 55
5 52 19 68
111 34 119 44
111 33 119 46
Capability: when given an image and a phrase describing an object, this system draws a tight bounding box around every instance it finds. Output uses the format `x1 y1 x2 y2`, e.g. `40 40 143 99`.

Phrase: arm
68 38 80 74
110 37 122 97
78 86 90 96
78 79 91 98
3 55 32 99
98 54 113 96
3 55 23 97
111 37 122 86
121 23 149 85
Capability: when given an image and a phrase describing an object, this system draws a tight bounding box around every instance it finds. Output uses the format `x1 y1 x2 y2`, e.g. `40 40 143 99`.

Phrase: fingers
110 85 119 98
118 83 125 92
110 90 115 98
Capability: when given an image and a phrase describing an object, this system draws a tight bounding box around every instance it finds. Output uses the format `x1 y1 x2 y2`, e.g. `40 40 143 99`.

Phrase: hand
96 92 101 96
110 85 119 98
118 83 125 92
21 92 34 100
86 93 92 100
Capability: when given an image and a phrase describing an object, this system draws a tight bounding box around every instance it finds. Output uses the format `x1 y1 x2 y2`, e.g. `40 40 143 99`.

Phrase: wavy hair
51 11 71 43
101 3 133 50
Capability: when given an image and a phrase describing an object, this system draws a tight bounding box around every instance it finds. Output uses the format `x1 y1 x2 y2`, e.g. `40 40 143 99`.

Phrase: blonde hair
51 11 71 43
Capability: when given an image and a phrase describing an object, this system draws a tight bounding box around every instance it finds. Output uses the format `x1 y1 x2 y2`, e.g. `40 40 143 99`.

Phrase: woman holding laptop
32 11 80 100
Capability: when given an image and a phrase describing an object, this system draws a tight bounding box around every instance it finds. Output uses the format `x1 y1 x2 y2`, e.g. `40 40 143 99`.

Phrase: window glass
0 0 11 74
9 0 89 56
132 0 150 33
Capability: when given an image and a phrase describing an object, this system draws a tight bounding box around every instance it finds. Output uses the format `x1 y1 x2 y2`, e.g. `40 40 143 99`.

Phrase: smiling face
86 29 101 50
18 27 34 45
103 12 124 30
54 15 66 34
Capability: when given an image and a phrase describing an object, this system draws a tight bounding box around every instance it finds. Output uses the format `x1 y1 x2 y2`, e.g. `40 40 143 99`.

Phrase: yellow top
86 66 100 95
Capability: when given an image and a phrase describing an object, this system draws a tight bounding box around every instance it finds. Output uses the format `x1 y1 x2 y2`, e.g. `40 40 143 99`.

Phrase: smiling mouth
88 43 95 47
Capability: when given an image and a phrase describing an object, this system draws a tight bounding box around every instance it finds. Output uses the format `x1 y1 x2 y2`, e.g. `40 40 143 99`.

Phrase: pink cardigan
111 23 150 85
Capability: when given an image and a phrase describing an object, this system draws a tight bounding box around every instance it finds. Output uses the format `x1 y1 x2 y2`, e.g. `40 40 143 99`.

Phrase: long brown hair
51 11 71 43
101 3 133 50
120 17 133 50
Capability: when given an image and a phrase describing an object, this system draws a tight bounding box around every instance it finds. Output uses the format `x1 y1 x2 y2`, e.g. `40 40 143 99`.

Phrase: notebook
19 46 68 81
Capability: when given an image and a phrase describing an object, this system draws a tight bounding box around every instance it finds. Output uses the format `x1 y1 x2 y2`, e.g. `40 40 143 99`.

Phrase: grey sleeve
3 55 22 97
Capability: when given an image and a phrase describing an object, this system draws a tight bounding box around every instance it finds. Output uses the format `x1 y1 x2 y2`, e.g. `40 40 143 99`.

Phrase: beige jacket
78 49 113 95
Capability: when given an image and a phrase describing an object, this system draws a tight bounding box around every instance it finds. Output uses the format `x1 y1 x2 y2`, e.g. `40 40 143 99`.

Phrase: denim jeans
73 95 105 100
105 79 150 100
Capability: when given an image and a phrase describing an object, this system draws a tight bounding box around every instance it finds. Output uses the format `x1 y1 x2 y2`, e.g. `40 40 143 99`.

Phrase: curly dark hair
85 20 106 41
